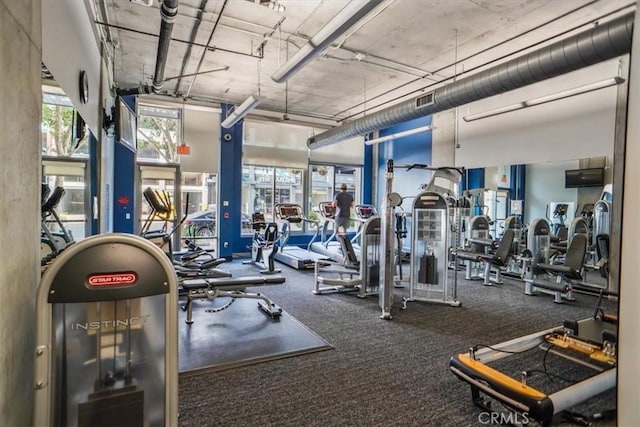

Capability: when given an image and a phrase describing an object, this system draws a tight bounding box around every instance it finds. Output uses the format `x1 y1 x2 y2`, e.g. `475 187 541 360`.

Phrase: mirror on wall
474 157 611 230
475 156 614 289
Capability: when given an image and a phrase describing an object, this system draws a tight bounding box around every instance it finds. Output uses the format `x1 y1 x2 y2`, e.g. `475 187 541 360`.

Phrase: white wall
42 0 115 232
42 0 103 134
182 106 221 174
524 160 578 224
456 59 619 168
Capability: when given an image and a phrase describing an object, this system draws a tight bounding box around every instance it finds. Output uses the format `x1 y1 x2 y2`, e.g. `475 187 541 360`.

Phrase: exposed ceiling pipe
272 0 386 83
307 12 634 150
152 0 179 92
184 0 229 99
175 0 209 93
116 0 179 96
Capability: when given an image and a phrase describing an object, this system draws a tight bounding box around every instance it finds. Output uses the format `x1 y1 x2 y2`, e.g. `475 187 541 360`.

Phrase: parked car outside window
184 210 216 241
184 210 252 241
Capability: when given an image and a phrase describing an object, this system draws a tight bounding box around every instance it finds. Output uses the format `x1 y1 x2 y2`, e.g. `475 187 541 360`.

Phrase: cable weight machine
378 160 463 319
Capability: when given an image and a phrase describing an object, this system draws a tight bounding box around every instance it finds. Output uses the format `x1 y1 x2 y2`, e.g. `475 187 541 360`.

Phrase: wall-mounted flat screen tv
565 168 604 188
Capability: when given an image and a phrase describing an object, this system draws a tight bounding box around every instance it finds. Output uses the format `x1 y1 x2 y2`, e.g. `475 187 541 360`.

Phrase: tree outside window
136 105 181 163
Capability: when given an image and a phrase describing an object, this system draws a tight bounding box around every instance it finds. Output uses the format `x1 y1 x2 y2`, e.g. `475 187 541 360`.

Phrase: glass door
137 164 181 250
42 157 90 240
181 172 218 252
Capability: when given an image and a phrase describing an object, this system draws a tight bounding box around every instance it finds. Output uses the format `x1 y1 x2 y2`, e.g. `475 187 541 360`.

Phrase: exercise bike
243 212 281 274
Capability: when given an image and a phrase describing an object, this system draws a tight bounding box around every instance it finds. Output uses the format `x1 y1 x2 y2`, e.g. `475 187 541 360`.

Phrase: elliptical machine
548 203 569 239
244 212 281 274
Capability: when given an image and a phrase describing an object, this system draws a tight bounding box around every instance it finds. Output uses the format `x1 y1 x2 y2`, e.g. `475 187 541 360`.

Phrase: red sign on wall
117 196 130 205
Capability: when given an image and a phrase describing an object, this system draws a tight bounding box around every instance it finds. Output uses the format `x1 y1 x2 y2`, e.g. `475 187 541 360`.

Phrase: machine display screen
358 207 374 218
279 206 300 218
322 205 336 217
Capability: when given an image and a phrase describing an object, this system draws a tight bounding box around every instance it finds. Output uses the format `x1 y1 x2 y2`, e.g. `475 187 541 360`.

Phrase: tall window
137 105 181 163
242 165 304 233
42 91 89 239
180 172 217 212
42 92 88 158
309 164 362 231
181 172 218 248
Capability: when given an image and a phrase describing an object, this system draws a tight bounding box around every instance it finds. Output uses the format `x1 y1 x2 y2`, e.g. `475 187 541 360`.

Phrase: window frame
308 162 363 233
241 164 306 235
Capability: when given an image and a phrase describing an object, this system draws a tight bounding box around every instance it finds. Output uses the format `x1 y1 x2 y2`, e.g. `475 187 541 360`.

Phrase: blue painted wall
362 142 374 205
112 142 136 233
89 132 99 235
376 116 433 210
218 104 244 259
463 168 486 216
510 164 526 216
112 96 136 233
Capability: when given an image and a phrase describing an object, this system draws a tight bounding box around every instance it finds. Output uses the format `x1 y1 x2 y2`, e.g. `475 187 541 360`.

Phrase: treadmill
352 204 377 245
273 203 329 269
310 202 350 263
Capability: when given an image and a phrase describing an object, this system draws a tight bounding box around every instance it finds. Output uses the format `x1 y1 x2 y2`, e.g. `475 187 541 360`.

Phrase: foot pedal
258 301 282 319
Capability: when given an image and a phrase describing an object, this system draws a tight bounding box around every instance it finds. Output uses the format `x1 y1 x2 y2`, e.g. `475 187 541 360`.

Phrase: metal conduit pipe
116 0 179 96
307 12 634 150
153 0 179 92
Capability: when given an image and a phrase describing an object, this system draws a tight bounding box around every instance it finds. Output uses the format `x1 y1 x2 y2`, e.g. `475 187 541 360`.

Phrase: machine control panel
355 204 377 220
319 202 336 219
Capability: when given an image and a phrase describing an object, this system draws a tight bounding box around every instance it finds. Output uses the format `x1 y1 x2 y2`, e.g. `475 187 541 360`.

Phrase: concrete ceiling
93 0 634 123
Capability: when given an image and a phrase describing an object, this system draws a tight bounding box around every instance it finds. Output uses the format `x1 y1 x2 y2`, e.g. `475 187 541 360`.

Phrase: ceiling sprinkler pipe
152 0 179 93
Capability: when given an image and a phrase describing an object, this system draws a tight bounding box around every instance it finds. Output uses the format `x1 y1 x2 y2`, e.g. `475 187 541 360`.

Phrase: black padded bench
456 239 493 281
456 230 515 286
181 276 285 324
524 234 587 303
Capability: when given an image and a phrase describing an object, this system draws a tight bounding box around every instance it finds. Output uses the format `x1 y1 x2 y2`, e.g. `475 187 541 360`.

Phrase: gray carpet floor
178 259 617 426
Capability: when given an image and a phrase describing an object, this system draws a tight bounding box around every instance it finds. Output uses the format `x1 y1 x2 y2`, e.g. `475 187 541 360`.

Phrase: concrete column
0 0 41 424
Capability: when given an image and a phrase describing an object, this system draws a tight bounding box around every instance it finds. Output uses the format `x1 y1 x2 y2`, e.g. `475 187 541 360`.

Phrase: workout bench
456 230 515 286
180 276 285 324
524 234 587 303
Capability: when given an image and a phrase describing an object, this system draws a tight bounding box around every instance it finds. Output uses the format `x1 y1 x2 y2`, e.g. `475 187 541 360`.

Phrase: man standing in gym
333 183 354 235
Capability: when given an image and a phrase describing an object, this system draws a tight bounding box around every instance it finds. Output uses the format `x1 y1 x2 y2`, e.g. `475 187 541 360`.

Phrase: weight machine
456 215 493 281
313 215 381 298
35 234 179 426
378 162 464 319
401 190 462 308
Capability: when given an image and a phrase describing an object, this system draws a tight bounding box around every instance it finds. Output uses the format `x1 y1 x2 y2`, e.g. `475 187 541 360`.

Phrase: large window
242 165 304 233
137 105 181 163
309 164 361 232
181 172 218 248
42 92 88 158
42 161 88 240
42 90 90 240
